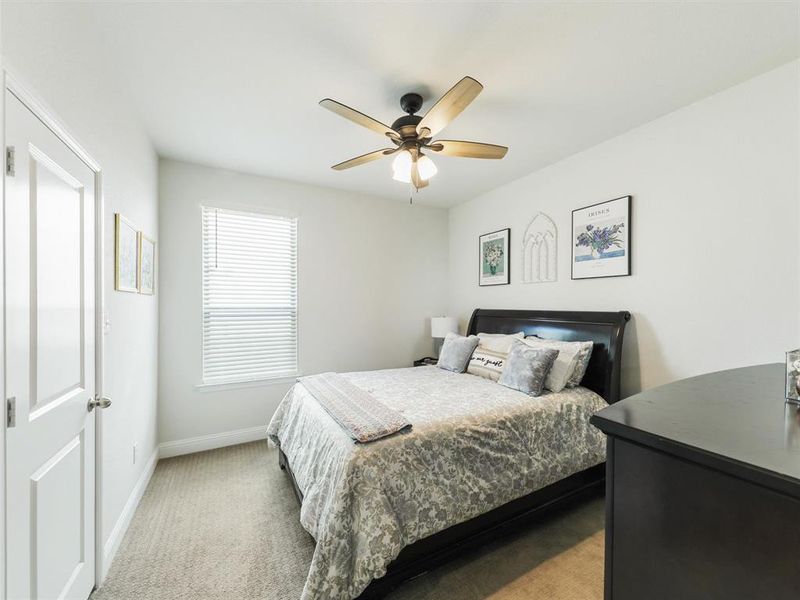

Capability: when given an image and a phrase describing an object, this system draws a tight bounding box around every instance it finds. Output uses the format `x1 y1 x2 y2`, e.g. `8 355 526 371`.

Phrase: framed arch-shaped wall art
522 212 557 283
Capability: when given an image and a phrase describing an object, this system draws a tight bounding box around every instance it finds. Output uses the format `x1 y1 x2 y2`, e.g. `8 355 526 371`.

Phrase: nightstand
413 357 438 367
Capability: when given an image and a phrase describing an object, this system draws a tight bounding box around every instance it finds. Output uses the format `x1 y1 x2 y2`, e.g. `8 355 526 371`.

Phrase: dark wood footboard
278 448 604 599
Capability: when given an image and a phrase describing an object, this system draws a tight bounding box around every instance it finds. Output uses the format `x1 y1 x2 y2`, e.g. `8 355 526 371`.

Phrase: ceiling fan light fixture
321 76 507 192
392 149 413 183
417 154 438 181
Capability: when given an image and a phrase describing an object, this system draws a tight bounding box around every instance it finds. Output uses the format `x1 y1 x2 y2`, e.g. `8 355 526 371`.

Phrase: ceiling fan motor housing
391 93 425 140
391 113 422 139
400 92 423 115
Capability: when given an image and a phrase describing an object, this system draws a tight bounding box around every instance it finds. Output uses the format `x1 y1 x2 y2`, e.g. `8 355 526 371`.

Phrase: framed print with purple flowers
571 196 631 280
479 228 510 286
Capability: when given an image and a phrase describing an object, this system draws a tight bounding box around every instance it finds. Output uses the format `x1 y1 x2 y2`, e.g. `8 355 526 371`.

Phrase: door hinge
6 146 15 177
6 397 16 428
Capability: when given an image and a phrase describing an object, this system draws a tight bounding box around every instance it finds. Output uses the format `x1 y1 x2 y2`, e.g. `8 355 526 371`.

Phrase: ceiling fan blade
320 98 400 140
331 148 397 171
416 76 483 138
428 140 508 159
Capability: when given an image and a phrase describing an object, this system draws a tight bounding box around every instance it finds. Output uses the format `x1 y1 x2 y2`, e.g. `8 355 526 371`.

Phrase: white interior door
5 91 97 600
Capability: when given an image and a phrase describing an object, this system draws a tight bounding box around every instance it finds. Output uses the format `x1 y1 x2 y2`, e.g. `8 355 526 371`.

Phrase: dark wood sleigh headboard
466 309 631 404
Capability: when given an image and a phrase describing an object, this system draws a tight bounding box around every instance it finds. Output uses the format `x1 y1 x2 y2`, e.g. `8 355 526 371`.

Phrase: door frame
2 65 107 597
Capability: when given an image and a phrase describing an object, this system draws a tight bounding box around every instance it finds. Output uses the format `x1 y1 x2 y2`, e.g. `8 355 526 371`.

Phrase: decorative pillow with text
467 345 508 381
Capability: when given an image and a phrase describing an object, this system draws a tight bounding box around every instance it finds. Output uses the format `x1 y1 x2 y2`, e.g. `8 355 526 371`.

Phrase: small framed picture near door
479 228 510 286
115 214 139 292
138 233 156 295
572 195 631 280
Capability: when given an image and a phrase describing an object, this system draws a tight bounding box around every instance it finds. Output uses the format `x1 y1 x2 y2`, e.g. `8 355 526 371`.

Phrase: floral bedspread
266 366 607 600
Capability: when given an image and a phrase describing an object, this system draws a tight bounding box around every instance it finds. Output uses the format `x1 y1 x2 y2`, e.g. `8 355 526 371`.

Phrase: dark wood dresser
591 363 800 600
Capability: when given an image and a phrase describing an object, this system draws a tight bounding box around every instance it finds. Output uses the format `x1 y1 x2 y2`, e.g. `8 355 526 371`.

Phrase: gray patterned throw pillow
437 332 480 373
498 341 559 397
566 342 594 387
522 337 594 392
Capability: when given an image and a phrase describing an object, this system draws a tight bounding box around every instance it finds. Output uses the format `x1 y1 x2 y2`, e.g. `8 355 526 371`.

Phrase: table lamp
431 317 459 357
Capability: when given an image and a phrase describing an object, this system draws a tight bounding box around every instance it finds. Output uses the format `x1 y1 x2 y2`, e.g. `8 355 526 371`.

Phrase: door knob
88 395 112 412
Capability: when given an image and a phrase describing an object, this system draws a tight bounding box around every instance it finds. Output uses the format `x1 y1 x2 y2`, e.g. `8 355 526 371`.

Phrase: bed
267 308 630 599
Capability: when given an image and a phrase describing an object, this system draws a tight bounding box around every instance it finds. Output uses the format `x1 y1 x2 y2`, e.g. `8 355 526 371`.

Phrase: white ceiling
27 2 800 207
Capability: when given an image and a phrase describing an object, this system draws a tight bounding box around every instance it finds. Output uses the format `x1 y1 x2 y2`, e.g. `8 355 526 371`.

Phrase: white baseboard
101 446 159 581
158 426 267 459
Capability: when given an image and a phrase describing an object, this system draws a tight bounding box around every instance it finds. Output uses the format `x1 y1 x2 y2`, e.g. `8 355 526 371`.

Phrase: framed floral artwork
115 214 139 292
479 228 510 286
138 233 156 295
572 196 631 280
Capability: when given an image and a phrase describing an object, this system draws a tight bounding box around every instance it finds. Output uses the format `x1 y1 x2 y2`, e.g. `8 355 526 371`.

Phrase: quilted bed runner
298 372 411 443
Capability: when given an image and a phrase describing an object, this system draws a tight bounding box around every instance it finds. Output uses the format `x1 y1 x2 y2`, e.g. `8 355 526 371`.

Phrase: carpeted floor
92 441 604 600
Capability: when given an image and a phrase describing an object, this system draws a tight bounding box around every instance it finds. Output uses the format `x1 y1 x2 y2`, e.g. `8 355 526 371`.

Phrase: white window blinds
202 206 298 384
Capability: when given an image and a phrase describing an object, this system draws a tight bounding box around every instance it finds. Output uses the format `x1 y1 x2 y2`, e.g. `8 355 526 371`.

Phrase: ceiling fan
320 76 508 190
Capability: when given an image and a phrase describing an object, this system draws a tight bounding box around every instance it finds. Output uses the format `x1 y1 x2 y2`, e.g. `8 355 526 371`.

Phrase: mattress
266 365 607 600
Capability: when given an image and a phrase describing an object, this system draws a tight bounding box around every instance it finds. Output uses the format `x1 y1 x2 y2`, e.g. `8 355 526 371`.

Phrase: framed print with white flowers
572 196 631 280
479 228 510 286
115 214 139 292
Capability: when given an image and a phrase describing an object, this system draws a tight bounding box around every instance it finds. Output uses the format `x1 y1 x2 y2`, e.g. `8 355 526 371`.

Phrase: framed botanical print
572 196 631 280
138 233 156 295
479 228 510 286
115 214 139 292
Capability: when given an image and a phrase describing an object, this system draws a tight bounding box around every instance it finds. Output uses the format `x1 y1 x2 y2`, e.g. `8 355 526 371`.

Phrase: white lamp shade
417 154 438 180
392 150 413 183
431 316 458 338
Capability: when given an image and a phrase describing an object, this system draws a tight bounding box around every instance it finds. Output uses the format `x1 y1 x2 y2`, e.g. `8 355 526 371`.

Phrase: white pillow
476 331 525 353
528 337 593 387
520 337 586 393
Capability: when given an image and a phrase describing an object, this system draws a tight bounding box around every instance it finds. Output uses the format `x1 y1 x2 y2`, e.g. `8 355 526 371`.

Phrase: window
201 206 298 384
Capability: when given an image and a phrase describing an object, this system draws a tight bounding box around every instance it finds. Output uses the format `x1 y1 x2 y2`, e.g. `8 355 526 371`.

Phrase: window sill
195 374 300 393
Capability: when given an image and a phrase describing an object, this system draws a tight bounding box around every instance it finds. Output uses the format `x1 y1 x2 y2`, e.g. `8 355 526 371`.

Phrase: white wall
448 61 800 397
0 6 6 597
2 3 159 577
158 159 448 445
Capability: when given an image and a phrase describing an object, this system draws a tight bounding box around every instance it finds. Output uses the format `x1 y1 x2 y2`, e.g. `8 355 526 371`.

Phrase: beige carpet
92 441 604 600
